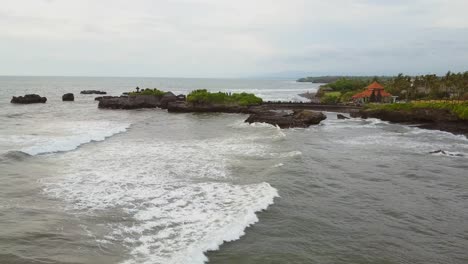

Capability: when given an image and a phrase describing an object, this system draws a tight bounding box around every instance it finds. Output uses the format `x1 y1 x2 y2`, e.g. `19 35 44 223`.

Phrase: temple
352 81 394 104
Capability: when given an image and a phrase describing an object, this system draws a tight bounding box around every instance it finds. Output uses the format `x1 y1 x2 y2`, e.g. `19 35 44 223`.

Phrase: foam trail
19 121 130 155
42 132 281 264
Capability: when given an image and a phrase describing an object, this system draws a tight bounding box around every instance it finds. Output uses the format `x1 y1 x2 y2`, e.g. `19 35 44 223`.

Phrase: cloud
0 0 467 77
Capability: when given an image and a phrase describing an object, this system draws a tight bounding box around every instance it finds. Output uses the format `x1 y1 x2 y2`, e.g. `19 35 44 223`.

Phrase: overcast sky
0 0 467 78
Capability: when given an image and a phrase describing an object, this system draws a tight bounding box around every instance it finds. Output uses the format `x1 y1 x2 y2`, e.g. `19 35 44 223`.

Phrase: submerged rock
80 90 107 95
245 109 326 128
11 94 47 104
62 93 74 101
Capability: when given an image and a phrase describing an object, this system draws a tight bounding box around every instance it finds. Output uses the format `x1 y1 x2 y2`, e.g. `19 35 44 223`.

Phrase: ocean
0 76 467 264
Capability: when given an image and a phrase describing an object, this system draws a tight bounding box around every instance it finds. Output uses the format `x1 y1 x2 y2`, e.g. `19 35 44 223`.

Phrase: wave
18 121 130 155
42 131 279 264
0 150 32 162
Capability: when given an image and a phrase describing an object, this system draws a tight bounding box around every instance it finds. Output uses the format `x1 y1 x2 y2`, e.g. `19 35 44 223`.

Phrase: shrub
129 88 165 96
187 89 262 106
320 92 341 104
367 101 468 120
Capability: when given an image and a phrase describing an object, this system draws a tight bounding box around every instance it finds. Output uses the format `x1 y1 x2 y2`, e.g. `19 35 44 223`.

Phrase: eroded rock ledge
351 108 468 136
245 110 327 128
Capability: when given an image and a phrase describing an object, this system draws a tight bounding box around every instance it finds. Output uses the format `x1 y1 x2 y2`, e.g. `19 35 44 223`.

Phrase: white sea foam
43 132 279 264
11 121 130 155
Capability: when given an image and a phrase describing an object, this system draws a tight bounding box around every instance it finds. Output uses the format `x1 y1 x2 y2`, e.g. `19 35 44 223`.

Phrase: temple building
352 81 395 103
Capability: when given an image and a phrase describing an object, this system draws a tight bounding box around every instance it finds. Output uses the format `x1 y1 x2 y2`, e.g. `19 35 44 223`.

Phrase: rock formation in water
245 110 326 128
98 93 182 109
11 94 47 104
160 92 178 109
167 101 252 113
337 114 350 119
351 108 468 136
62 93 74 101
80 90 107 95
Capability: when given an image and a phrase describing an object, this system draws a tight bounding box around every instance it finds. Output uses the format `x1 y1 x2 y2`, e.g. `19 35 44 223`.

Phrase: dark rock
80 90 107 95
352 107 468 136
160 92 177 109
11 94 47 104
355 108 459 123
62 93 74 101
337 114 350 119
98 95 160 109
245 109 326 128
167 101 251 113
176 94 186 101
95 96 114 102
430 149 463 157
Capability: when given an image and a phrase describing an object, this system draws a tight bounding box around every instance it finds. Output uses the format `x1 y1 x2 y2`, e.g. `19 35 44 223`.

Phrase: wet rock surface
11 94 47 104
245 109 326 128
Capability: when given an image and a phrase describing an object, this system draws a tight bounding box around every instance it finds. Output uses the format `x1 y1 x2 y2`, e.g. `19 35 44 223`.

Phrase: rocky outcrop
11 94 47 104
62 93 74 101
98 95 160 109
176 94 186 101
351 108 459 123
95 96 114 101
351 108 468 136
160 92 178 109
81 90 107 95
337 114 350 119
167 101 251 113
245 110 326 128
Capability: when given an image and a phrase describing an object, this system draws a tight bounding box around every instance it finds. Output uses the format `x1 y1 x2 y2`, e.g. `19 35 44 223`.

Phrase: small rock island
11 94 47 104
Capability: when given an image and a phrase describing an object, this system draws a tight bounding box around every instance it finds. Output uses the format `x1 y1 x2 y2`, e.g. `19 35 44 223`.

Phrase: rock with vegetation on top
62 93 74 101
245 109 326 128
80 90 107 95
11 94 47 104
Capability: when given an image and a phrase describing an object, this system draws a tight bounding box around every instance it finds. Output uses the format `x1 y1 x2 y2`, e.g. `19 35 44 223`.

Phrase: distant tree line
384 72 468 101
310 71 468 102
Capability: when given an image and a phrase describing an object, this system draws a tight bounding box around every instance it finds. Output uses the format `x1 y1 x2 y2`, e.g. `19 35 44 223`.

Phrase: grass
366 101 468 120
187 89 262 106
129 88 166 96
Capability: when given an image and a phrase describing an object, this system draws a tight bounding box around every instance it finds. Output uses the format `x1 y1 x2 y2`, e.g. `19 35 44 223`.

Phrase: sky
0 0 467 78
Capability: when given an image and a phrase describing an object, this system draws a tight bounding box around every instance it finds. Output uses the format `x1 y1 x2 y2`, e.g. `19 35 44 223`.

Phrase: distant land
296 76 393 83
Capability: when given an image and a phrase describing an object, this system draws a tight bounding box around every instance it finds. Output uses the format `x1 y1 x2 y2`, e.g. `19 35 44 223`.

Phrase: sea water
0 76 467 264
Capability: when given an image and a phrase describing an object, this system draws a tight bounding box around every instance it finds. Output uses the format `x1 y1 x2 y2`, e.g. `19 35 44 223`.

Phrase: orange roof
352 89 392 98
366 81 384 90
352 81 392 99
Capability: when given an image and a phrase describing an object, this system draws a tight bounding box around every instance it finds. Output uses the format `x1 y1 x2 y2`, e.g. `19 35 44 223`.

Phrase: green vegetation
187 89 262 106
129 88 166 96
384 72 468 100
366 101 468 120
307 71 468 103
320 92 341 104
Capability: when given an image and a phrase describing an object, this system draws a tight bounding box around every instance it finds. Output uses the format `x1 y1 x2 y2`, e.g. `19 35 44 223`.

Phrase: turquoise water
0 77 467 264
